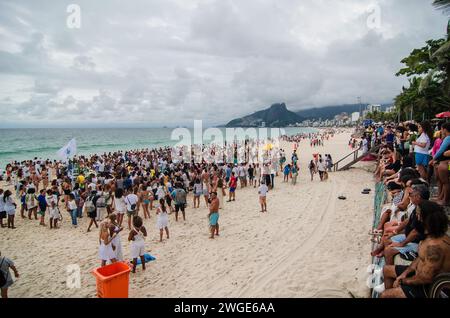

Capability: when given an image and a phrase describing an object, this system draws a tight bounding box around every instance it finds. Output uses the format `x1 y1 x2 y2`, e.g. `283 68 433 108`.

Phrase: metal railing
333 144 381 172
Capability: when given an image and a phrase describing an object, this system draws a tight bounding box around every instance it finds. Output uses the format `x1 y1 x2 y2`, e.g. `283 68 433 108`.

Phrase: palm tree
433 0 450 12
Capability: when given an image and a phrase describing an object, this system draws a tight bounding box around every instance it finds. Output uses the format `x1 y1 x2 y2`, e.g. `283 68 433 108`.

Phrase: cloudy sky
0 0 448 127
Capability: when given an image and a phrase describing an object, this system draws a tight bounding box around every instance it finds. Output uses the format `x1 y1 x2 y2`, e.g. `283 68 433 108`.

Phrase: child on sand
258 181 268 212
156 198 169 242
128 215 147 273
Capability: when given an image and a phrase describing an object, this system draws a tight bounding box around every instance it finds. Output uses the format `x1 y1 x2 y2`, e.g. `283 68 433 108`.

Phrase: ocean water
0 127 317 168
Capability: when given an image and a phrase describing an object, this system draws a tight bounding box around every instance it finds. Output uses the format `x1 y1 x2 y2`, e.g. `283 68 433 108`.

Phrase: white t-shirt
317 162 326 172
258 184 269 197
68 200 77 211
114 197 126 213
414 133 430 154
125 194 138 211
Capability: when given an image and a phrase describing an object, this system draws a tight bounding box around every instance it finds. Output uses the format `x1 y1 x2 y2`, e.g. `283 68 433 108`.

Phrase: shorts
0 211 6 218
64 189 71 195
203 189 209 196
210 212 219 226
38 209 46 216
194 192 202 197
225 177 230 183
390 234 419 255
230 187 236 193
175 203 185 213
415 153 430 167
259 196 266 204
143 200 150 205
395 265 428 298
127 210 137 217
88 210 97 219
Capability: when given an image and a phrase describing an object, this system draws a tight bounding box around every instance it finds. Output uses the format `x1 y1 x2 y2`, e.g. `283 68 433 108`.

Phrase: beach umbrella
435 111 450 118
262 143 273 151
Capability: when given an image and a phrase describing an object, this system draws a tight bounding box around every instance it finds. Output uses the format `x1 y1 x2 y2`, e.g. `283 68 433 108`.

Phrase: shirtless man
208 192 220 239
381 200 450 298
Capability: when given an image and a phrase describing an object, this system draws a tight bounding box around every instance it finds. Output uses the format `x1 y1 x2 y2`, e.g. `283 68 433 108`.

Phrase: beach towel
131 253 156 265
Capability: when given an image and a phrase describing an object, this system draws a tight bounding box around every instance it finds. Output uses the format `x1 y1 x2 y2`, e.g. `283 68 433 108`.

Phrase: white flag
57 138 77 162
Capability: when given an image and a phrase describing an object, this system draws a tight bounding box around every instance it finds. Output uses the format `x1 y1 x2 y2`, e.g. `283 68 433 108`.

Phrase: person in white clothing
156 198 170 242
412 121 433 180
3 191 17 229
317 159 326 181
98 220 118 267
128 216 147 273
108 214 124 261
258 181 269 212
114 188 126 227
125 188 139 230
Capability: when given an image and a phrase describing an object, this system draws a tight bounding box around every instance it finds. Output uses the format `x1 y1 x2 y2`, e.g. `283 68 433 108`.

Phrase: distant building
386 106 396 113
367 104 381 112
261 121 266 128
351 112 360 122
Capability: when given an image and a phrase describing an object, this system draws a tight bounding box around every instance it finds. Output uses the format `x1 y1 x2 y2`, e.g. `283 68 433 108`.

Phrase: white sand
0 129 375 298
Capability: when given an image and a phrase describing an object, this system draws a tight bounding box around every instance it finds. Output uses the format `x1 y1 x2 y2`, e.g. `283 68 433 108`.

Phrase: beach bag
85 196 96 213
0 257 7 287
127 197 136 212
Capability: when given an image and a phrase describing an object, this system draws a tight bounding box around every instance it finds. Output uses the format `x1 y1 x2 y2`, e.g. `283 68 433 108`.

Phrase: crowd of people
366 120 450 298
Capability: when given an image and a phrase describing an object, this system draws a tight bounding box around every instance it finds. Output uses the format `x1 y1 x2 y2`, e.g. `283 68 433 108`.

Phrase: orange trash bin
92 262 131 298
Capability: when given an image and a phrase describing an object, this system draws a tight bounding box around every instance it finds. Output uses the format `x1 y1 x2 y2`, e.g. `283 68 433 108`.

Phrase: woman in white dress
156 198 169 242
114 188 126 228
128 216 147 273
108 214 124 261
98 220 117 267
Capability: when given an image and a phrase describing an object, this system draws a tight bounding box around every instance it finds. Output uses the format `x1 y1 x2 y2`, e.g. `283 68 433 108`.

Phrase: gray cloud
0 0 448 127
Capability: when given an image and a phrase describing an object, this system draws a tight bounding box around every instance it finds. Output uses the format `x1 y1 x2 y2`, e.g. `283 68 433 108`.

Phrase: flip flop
361 191 370 194
363 188 371 192
338 196 346 200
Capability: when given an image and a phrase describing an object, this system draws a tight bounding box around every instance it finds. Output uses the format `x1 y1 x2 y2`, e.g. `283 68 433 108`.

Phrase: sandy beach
0 129 375 298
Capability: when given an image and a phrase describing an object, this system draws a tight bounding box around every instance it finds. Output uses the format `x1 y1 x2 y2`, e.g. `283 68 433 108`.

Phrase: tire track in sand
194 181 322 297
236 177 338 297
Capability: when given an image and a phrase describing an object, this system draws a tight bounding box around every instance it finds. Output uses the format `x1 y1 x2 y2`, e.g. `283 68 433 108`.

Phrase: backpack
0 257 7 287
175 189 186 204
85 195 96 213
96 193 106 208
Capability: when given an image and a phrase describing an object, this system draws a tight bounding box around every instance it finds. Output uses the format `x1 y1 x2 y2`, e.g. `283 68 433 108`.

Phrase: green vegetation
393 1 450 122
